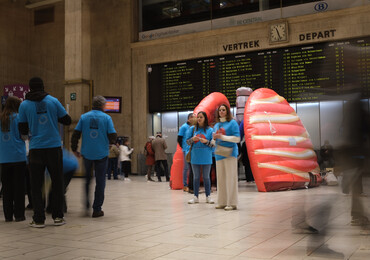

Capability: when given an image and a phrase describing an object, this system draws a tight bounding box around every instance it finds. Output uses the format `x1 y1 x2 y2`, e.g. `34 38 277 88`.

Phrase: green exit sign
70 93 76 101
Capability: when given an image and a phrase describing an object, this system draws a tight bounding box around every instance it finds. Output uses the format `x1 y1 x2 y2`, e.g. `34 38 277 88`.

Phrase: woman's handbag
185 146 192 163
185 127 195 163
215 144 233 157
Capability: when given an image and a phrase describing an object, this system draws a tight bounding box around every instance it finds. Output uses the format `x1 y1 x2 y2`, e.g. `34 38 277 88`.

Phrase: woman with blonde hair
213 104 240 210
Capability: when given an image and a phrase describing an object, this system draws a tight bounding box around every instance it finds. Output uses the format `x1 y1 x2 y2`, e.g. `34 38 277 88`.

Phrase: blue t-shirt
75 109 116 160
18 95 68 150
63 148 79 173
0 113 27 163
186 126 213 165
178 122 191 152
213 119 240 161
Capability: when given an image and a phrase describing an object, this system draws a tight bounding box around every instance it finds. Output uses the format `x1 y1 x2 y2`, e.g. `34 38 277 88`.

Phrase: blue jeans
183 151 190 187
83 157 108 212
191 164 212 198
107 157 118 179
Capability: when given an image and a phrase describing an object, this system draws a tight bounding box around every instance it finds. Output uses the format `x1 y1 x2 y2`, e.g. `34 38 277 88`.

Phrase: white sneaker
124 178 131 182
206 196 214 204
188 196 199 204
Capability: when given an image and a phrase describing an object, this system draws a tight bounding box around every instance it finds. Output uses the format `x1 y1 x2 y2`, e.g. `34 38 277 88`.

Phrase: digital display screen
148 36 370 112
104 96 121 113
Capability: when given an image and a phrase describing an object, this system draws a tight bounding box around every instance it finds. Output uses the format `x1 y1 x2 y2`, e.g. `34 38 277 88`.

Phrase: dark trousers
83 157 108 212
29 147 64 223
121 161 131 178
47 170 75 213
107 157 118 179
1 162 26 221
155 160 169 181
25 164 33 208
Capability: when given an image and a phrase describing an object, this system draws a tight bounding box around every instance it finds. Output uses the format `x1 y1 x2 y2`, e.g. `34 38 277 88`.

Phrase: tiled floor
0 176 369 260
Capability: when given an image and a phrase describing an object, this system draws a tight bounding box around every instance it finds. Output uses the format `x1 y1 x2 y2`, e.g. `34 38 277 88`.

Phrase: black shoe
5 218 13 222
148 178 155 182
158 179 162 182
113 177 118 180
92 210 104 218
15 216 26 222
26 204 33 210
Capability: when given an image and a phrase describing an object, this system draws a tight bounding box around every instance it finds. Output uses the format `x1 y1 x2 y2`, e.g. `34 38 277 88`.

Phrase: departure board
148 36 370 112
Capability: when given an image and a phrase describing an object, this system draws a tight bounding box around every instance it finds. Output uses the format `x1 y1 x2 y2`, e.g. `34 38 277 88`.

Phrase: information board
148 36 370 112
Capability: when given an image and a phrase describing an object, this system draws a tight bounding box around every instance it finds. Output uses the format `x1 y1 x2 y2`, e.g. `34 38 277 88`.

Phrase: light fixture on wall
25 0 62 9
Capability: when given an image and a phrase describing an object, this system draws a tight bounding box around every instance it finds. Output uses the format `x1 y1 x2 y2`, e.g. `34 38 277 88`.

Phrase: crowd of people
1 77 368 236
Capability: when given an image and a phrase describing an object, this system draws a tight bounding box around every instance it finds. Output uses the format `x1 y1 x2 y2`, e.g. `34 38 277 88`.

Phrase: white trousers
216 156 238 207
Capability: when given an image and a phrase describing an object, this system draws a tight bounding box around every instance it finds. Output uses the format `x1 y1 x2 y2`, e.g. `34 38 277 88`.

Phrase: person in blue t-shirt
71 95 117 218
0 96 27 222
186 111 215 204
18 77 71 228
213 104 240 211
177 113 194 191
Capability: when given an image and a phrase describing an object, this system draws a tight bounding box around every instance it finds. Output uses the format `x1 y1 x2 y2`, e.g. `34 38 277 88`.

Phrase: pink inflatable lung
194 92 230 125
170 144 184 190
244 88 321 192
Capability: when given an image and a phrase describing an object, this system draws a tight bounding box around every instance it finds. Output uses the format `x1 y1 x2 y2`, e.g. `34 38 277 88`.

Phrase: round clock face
270 23 287 42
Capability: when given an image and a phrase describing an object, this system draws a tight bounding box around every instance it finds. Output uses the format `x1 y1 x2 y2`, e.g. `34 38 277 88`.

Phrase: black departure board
148 36 370 112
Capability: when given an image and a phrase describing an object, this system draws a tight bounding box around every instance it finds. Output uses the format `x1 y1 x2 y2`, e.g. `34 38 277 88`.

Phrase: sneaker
215 205 226 209
92 210 104 218
351 216 370 226
147 178 155 182
188 196 199 204
224 206 237 211
29 220 45 228
206 196 214 204
124 178 131 182
54 218 66 226
292 225 319 234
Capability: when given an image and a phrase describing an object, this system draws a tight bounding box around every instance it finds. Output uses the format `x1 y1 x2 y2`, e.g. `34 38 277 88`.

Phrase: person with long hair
186 111 215 204
213 104 240 210
0 96 27 222
144 136 155 182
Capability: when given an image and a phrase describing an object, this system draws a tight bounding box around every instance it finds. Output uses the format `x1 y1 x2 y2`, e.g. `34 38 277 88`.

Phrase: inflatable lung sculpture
244 88 321 192
170 144 185 189
170 92 230 190
194 92 230 125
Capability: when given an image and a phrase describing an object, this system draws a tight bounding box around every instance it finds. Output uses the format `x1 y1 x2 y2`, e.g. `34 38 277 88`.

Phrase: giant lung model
170 92 229 190
194 92 230 124
244 88 321 192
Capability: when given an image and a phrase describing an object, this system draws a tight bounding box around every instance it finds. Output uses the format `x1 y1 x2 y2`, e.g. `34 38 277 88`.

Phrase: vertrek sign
222 40 260 52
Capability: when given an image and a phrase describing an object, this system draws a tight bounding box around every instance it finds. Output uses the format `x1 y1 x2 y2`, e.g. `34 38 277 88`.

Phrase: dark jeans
29 147 64 223
107 157 118 179
1 162 26 220
121 161 131 178
83 157 108 212
155 160 169 181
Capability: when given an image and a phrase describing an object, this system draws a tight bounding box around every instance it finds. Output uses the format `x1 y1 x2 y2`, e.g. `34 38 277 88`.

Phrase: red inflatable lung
194 92 230 125
170 144 184 190
244 88 321 192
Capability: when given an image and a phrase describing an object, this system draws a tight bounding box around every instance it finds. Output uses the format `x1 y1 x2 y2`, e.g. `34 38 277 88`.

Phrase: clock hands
275 28 281 40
